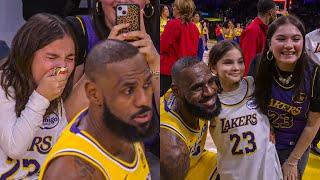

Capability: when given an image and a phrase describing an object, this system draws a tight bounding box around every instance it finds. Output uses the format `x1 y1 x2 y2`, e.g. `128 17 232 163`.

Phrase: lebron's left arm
160 128 189 180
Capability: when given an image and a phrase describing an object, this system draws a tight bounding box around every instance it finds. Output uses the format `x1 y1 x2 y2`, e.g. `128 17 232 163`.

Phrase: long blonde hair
174 0 195 23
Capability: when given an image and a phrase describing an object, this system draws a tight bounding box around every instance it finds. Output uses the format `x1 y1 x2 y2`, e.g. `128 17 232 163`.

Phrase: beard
102 102 158 142
183 96 221 120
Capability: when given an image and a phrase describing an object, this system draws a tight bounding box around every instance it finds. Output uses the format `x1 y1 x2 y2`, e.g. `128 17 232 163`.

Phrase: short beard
102 103 158 142
183 96 221 120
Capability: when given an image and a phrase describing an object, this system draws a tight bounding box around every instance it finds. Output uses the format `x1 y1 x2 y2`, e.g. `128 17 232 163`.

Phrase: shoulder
42 156 105 180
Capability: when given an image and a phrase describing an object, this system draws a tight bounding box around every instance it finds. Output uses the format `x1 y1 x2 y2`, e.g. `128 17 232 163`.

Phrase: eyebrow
275 34 302 37
46 53 75 57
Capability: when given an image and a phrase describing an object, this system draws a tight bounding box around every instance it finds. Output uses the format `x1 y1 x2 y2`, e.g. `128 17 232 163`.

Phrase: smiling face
212 48 244 91
269 23 303 71
176 63 221 119
100 0 146 28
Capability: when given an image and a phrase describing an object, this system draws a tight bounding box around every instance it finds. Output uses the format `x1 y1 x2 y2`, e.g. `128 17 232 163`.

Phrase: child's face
214 48 244 87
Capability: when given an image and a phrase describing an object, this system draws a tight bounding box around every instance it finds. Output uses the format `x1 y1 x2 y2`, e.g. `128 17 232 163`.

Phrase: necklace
275 66 293 85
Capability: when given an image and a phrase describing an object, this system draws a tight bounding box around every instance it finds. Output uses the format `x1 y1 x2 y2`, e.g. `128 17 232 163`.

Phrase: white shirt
305 29 320 65
211 77 283 180
0 87 67 179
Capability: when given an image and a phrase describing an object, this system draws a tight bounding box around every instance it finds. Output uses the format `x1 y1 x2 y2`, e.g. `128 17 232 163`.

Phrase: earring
267 50 274 61
96 1 101 14
144 0 154 18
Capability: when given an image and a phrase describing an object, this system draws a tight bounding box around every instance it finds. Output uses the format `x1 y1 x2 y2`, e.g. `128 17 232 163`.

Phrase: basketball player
160 57 221 180
39 40 158 179
208 40 283 180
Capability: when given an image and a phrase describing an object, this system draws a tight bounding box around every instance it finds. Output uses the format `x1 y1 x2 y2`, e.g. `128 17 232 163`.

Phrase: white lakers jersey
210 77 283 180
0 104 67 180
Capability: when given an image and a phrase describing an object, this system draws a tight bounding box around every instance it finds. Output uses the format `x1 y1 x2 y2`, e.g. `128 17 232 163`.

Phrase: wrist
287 156 299 165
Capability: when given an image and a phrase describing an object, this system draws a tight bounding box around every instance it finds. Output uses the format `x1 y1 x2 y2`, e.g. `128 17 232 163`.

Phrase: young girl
0 13 76 179
208 40 282 180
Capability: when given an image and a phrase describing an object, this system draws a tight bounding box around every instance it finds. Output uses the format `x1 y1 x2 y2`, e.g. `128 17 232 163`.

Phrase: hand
36 69 69 101
282 161 299 180
124 10 159 70
108 23 130 41
269 130 276 144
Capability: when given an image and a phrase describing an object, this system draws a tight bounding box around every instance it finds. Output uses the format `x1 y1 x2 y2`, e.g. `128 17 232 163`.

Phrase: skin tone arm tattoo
160 128 190 180
43 156 105 180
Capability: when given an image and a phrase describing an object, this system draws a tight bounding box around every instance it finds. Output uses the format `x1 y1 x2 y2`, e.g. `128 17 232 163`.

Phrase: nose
284 40 294 49
54 59 67 68
203 84 216 97
134 88 150 108
232 62 241 71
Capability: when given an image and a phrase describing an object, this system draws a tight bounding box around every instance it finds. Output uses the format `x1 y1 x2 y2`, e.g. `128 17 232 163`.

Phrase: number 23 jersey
210 77 282 180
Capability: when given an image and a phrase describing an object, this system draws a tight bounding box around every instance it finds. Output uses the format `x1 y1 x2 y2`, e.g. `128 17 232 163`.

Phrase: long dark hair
0 13 77 117
92 0 159 50
254 15 308 114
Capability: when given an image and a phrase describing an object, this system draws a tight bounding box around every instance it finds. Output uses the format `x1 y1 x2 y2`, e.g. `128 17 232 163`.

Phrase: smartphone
116 4 140 35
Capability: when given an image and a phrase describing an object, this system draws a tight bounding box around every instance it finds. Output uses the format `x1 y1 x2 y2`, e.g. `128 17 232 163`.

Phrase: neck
79 108 135 162
172 98 200 130
161 15 167 20
258 15 268 25
221 80 240 92
276 62 295 72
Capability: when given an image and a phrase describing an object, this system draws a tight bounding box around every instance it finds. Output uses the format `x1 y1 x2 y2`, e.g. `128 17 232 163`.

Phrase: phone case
116 4 140 34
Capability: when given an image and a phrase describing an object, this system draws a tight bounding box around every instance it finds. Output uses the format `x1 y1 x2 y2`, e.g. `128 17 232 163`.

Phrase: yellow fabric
234 27 243 37
195 22 203 36
39 109 150 180
160 90 218 179
185 150 218 180
303 142 320 180
160 17 168 35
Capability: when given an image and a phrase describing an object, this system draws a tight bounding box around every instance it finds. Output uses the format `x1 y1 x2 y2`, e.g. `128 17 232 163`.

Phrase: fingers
109 23 130 40
140 10 146 33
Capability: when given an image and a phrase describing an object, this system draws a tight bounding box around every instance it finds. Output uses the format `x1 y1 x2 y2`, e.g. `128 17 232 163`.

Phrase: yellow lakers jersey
39 109 151 180
160 90 208 168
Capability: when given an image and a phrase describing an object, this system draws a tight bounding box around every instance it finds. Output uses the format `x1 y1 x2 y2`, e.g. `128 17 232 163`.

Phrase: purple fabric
269 67 312 150
81 16 100 53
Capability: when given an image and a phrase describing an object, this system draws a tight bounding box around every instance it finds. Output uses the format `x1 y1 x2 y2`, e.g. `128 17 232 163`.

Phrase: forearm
0 90 49 158
288 117 320 163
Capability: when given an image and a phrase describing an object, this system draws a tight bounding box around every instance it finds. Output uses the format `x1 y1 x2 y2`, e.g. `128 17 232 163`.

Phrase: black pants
160 75 172 97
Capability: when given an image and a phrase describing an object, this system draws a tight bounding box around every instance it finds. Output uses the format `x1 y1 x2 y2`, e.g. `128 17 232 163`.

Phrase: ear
171 84 180 97
84 81 103 106
210 65 218 76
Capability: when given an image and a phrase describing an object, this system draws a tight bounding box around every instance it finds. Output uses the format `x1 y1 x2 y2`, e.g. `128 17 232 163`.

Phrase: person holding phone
0 13 76 179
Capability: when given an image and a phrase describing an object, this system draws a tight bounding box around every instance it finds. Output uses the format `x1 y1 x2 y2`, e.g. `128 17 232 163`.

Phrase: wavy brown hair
0 13 77 117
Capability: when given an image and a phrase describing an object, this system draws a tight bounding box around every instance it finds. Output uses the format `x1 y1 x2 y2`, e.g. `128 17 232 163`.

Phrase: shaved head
85 39 139 81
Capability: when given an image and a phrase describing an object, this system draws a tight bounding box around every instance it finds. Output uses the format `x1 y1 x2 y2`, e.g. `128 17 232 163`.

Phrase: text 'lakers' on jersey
39 109 150 180
211 77 282 180
0 104 67 180
160 90 218 180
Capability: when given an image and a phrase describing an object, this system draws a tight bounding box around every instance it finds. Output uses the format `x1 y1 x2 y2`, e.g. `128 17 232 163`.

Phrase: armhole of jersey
160 123 188 146
75 16 87 59
311 66 318 98
47 150 110 179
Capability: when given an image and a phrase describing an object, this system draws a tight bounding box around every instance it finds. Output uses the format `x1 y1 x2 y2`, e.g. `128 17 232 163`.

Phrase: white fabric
0 87 68 179
211 77 283 180
305 29 320 66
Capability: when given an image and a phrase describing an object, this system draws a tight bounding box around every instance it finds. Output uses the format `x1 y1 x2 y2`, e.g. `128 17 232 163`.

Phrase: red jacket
160 18 199 75
240 17 268 75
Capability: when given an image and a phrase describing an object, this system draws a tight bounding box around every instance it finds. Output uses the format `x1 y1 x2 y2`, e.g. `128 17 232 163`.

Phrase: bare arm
43 156 105 180
281 111 320 179
288 111 320 162
160 128 189 180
